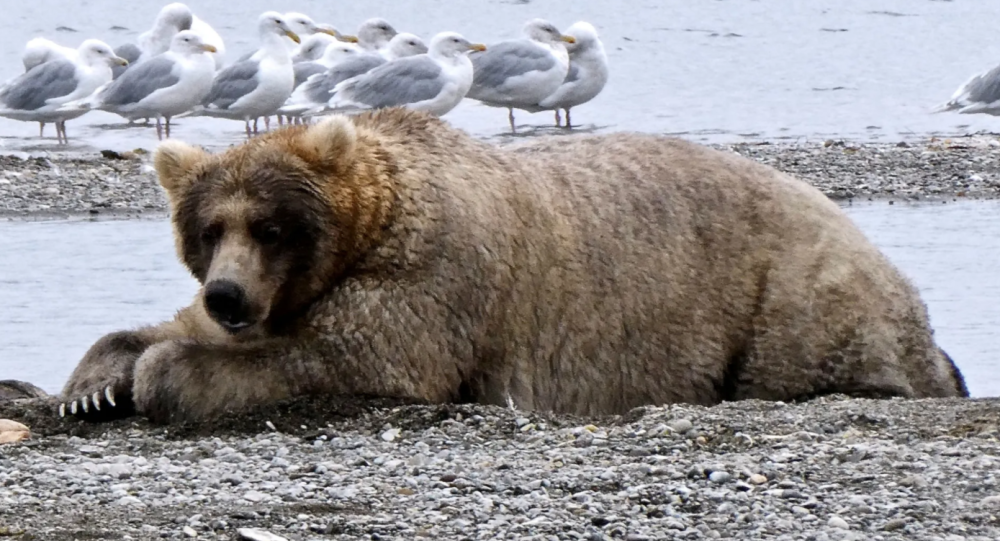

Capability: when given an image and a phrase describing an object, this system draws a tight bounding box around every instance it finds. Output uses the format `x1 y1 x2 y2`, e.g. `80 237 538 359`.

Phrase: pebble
828 516 850 530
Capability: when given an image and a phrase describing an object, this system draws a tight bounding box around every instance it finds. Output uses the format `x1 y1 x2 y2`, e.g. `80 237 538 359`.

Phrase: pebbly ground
1 394 999 541
2 134 1000 218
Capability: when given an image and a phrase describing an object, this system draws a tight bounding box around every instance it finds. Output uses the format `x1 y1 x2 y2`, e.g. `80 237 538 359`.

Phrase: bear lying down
60 108 968 424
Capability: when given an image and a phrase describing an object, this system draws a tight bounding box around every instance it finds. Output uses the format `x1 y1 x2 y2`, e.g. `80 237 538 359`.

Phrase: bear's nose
204 280 252 332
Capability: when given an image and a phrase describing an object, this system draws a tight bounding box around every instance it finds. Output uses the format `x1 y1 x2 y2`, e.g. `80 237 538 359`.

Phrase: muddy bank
2 134 1000 219
1 394 998 540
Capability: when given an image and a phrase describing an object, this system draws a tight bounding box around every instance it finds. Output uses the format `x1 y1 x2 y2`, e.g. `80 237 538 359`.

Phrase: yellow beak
469 43 487 52
201 44 218 53
561 35 576 44
338 34 359 43
113 56 129 66
317 27 338 37
285 30 301 44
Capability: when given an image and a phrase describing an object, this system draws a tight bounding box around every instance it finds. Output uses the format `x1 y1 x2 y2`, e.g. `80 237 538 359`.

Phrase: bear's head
153 116 396 337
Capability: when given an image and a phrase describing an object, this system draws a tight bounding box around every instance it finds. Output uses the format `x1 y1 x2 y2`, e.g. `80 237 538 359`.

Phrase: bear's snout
204 280 253 333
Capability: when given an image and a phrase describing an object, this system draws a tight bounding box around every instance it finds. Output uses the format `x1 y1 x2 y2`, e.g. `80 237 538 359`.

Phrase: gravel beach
2 134 1000 218
1 394 999 540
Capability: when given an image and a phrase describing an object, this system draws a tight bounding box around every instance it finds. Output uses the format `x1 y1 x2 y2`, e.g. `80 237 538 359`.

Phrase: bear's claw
59 385 131 422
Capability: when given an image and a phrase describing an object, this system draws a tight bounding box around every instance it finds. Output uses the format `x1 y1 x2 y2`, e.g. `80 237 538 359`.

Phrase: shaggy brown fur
60 108 968 424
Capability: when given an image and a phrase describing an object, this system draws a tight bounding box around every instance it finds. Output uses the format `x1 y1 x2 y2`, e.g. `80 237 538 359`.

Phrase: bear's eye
253 222 283 245
200 223 223 246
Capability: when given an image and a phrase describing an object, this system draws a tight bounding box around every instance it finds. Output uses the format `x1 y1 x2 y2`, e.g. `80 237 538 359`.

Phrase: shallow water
0 200 997 397
2 0 1000 152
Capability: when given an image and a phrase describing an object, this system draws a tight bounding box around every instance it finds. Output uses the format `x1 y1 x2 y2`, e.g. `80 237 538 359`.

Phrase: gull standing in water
19 37 77 136
355 18 399 58
113 2 194 80
280 32 428 119
323 32 485 117
59 31 217 140
525 21 608 128
178 12 300 137
0 40 127 144
935 63 1000 116
466 19 575 132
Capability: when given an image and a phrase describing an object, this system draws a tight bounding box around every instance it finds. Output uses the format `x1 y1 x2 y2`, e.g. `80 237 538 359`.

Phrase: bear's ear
294 115 357 174
154 140 208 196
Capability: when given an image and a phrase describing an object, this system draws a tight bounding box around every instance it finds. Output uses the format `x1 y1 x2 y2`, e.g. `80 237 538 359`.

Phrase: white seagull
466 19 575 131
525 21 609 128
280 32 429 119
178 11 300 137
322 32 485 118
59 31 217 140
0 40 127 144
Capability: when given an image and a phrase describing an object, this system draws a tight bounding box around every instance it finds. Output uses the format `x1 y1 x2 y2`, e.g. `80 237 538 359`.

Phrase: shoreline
1 133 999 220
1 394 998 540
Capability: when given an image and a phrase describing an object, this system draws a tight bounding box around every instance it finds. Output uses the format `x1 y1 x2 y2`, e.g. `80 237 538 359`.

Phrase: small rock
708 471 731 484
381 428 401 442
242 490 267 503
182 525 197 537
881 518 907 531
668 419 694 433
748 474 768 485
237 529 289 541
827 516 849 530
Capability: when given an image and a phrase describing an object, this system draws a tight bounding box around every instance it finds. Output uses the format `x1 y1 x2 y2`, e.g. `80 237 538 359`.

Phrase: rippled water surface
1 200 997 396
1 1 1000 152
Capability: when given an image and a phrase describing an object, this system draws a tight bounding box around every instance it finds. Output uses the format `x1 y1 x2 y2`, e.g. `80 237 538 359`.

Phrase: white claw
92 392 101 411
105 386 116 407
59 403 66 418
70 401 78 415
81 396 89 413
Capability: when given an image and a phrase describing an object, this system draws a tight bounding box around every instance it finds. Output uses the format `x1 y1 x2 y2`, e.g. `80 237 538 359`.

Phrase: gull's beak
316 26 338 37
285 30 301 44
338 34 359 43
113 56 129 67
469 43 487 52
561 35 577 44
201 44 218 53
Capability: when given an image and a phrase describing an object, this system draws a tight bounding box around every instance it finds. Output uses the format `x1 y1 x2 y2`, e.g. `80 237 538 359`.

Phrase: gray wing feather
303 55 386 102
339 56 444 108
203 60 261 109
115 43 142 64
293 62 327 88
99 56 180 106
962 65 1000 104
0 60 79 110
471 40 556 89
112 43 142 80
563 62 581 84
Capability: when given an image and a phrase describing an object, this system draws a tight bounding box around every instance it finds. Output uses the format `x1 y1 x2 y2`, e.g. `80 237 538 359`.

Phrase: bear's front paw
132 341 209 425
60 330 149 422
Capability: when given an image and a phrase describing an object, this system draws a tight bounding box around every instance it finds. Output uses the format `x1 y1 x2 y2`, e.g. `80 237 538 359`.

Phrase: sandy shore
1 134 1000 219
0 394 998 540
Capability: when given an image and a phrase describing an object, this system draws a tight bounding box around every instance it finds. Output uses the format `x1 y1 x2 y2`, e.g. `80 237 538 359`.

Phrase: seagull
237 12 350 62
177 11 300 137
279 32 429 119
0 40 127 144
20 37 78 136
355 18 399 57
114 1 194 80
22 37 76 72
59 31 217 140
322 32 485 117
466 19 575 131
525 21 608 128
190 14 226 69
935 63 1000 116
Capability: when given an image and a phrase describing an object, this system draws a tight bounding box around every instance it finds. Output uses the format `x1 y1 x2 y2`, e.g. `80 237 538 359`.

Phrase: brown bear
59 108 968 424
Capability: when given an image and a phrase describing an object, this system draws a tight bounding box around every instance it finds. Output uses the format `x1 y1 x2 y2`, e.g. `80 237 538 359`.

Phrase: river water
1 0 1000 152
1 200 997 397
